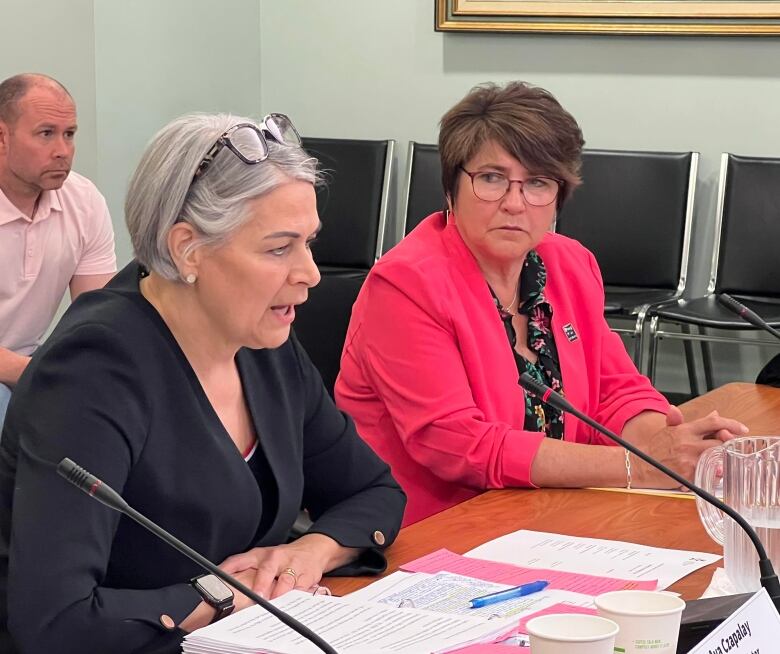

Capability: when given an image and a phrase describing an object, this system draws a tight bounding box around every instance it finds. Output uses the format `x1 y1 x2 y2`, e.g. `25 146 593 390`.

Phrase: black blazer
0 262 405 654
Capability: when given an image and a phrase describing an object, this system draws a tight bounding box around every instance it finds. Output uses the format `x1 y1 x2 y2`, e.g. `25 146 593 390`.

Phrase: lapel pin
562 323 578 342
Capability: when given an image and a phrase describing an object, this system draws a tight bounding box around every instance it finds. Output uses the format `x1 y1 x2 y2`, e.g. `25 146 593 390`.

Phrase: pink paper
401 548 657 594
448 645 530 653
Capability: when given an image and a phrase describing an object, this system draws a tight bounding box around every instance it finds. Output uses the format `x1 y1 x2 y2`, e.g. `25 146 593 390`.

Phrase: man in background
0 73 116 426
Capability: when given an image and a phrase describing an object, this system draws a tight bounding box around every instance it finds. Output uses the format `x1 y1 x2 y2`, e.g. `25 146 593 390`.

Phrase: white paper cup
595 590 686 654
526 613 619 654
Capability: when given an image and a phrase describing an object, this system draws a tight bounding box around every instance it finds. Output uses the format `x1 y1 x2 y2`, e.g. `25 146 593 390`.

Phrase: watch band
191 574 235 623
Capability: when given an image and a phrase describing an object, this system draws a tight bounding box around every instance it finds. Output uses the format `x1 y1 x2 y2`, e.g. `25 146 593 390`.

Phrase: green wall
1 0 262 266
0 0 99 179
93 0 262 264
258 0 780 390
3 0 778 388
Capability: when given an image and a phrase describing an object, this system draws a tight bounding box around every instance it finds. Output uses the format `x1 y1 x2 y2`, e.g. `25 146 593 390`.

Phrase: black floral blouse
489 250 565 439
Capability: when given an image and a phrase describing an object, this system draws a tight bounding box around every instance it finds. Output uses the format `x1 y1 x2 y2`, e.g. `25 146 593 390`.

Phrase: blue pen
468 580 549 608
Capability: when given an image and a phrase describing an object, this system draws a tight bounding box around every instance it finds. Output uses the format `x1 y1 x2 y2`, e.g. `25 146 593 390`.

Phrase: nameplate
687 587 780 654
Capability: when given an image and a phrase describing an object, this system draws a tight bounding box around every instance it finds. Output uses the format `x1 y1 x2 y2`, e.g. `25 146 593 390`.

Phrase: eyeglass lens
264 114 301 147
230 115 301 162
193 114 302 183
229 125 269 163
471 172 559 206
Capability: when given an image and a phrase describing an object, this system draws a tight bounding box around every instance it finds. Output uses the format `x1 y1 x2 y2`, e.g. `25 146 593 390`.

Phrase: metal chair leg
700 327 715 391
648 316 660 385
633 305 650 373
681 324 700 397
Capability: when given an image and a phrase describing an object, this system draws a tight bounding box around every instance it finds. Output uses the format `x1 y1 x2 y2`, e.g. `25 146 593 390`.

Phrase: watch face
198 575 233 603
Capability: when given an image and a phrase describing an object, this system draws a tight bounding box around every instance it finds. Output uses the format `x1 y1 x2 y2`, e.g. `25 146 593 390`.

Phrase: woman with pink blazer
336 81 747 526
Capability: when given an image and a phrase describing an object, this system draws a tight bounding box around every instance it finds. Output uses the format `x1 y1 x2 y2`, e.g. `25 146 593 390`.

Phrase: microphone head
57 457 93 494
57 457 80 481
518 372 547 398
518 373 575 412
717 293 745 315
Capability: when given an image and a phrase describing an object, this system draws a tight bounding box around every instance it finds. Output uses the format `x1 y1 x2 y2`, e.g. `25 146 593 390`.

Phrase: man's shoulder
61 170 100 192
56 171 107 210
50 172 113 243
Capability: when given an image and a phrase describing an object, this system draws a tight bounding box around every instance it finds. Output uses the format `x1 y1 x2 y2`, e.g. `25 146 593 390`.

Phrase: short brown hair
438 81 584 209
0 73 72 125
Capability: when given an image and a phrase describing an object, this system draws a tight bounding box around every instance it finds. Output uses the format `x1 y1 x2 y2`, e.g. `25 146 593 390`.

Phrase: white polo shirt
0 171 117 355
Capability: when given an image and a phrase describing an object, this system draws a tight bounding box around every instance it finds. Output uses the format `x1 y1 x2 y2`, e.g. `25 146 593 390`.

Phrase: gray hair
0 73 73 124
126 113 318 281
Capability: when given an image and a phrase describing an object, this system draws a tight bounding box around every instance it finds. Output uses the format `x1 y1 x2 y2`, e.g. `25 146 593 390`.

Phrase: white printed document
348 571 594 620
465 529 721 590
182 589 516 654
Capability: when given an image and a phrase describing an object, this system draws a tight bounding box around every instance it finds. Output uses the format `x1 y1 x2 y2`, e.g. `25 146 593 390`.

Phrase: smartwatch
191 573 235 623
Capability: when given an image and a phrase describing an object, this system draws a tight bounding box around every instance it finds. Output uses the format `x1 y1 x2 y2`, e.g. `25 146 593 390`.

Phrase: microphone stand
717 293 780 340
518 373 780 650
717 293 780 387
56 458 338 654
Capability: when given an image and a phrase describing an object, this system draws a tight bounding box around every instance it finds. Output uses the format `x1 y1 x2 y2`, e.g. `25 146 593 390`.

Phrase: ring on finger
280 567 297 581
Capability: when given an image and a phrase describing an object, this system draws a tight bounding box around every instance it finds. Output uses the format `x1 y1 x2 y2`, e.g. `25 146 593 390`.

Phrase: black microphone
518 373 780 650
56 458 337 654
717 293 780 340
717 293 780 388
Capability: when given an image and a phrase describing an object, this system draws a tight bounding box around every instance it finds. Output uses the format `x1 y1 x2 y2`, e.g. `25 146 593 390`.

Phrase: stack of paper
182 589 516 654
185 531 722 653
345 530 722 647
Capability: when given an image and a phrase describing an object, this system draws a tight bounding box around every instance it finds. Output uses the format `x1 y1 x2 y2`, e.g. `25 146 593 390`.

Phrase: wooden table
328 383 780 599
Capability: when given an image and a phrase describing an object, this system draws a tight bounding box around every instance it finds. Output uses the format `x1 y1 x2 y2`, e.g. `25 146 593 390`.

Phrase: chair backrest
293 271 367 396
711 154 780 298
403 141 446 235
302 137 394 268
556 149 698 292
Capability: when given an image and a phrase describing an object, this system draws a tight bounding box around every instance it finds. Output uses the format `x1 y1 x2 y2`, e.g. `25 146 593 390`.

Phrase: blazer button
159 614 176 630
372 530 386 546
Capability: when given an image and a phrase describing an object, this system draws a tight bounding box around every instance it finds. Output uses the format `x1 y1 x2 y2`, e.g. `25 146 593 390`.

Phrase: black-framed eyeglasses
191 113 301 182
460 166 562 206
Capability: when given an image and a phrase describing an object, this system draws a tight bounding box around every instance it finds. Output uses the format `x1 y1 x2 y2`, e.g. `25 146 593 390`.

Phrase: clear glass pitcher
694 436 780 593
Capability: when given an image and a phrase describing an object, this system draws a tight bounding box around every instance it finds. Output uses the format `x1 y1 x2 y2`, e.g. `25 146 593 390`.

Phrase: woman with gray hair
0 112 405 654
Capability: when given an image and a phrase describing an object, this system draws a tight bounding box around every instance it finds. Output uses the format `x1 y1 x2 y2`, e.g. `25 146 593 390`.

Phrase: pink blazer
335 213 669 526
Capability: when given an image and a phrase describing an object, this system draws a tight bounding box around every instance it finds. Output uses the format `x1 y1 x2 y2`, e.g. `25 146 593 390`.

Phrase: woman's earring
185 273 197 284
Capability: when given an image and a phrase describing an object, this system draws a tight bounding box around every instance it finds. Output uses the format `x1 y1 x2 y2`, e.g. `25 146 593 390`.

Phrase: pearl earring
185 273 197 284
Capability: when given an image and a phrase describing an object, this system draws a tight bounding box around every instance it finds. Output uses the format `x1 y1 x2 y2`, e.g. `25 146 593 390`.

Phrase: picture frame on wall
435 0 780 35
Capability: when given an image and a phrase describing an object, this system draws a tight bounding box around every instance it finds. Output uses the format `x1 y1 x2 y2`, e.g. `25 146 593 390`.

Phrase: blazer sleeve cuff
497 430 546 488
306 517 399 577
124 582 202 633
324 548 388 577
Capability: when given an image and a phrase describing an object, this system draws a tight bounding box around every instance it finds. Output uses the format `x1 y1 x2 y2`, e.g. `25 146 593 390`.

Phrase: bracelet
624 450 632 490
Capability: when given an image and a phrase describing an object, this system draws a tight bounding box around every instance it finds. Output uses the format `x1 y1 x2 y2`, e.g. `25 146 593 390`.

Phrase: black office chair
302 137 394 268
294 137 395 394
556 149 699 371
403 141 445 235
647 154 780 392
294 270 368 395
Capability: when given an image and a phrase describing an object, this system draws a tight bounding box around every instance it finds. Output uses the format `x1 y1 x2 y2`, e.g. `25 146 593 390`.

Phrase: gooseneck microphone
518 373 780 646
56 458 337 654
717 293 780 388
717 293 780 340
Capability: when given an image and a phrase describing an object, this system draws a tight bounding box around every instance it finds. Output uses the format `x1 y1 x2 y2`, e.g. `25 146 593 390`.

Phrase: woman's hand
220 533 359 600
631 408 748 488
